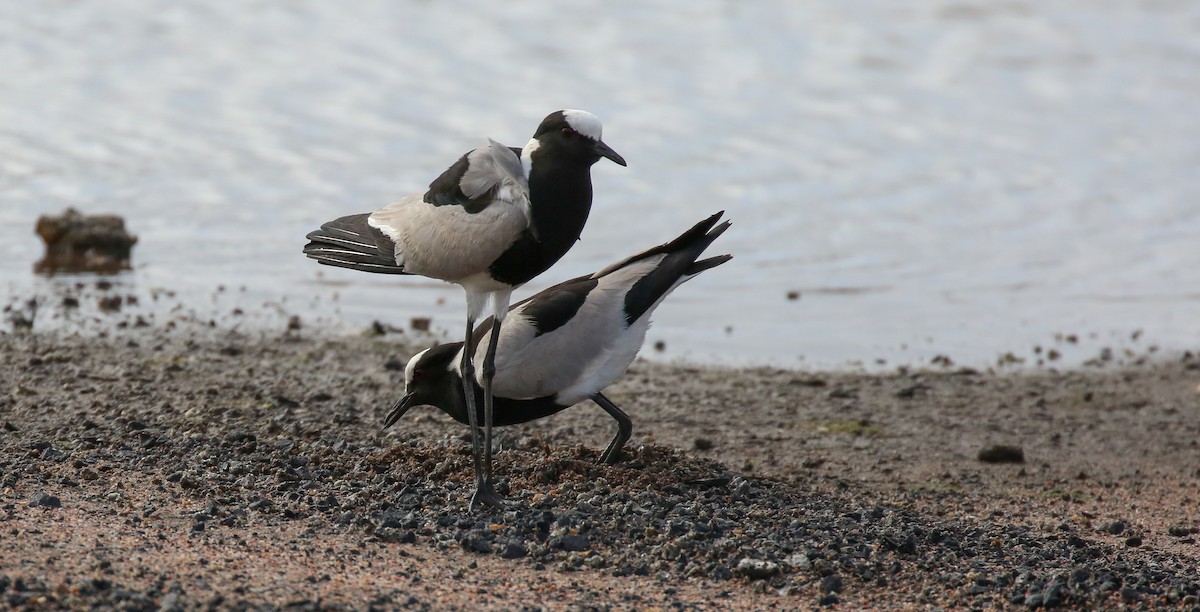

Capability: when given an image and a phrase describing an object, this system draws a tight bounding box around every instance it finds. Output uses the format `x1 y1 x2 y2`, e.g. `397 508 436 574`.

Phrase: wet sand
1 321 1198 609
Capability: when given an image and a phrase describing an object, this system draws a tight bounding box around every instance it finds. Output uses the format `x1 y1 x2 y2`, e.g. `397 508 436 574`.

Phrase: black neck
487 156 594 286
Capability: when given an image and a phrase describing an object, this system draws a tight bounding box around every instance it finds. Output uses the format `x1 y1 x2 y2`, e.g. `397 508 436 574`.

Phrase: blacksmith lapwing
303 110 625 509
383 211 732 472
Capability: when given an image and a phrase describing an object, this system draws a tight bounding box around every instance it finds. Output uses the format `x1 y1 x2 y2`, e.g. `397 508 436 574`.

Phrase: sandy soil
1 321 1198 610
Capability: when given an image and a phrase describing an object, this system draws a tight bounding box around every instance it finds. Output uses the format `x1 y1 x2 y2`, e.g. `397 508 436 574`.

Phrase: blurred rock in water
34 208 137 274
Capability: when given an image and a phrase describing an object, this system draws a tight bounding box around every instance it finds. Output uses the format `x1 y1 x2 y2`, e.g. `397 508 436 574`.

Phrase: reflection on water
2 0 1198 368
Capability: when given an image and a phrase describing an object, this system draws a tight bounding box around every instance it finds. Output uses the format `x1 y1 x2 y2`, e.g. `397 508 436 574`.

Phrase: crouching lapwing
384 212 732 474
303 110 625 509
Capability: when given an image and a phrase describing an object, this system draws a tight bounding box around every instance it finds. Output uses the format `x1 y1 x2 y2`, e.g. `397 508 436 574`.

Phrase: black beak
594 139 626 166
383 393 417 429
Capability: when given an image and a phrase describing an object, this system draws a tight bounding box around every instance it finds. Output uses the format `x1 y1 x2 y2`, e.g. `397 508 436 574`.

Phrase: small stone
40 447 67 462
410 317 431 332
29 492 62 508
735 558 779 580
977 445 1024 464
820 574 843 594
1124 536 1142 547
560 534 590 552
461 532 493 554
159 592 181 611
1104 520 1126 535
377 529 416 544
783 553 811 570
693 438 714 451
818 594 839 606
500 542 527 559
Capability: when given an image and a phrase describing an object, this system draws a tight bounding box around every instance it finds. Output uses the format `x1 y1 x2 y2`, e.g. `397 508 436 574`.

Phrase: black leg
591 392 632 465
481 318 503 483
468 318 505 510
458 317 486 494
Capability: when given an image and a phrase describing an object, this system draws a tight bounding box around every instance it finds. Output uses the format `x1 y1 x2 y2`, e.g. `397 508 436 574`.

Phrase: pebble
784 553 811 570
735 558 779 580
28 492 61 508
4 333 1200 611
500 542 527 559
559 534 590 552
976 445 1025 463
461 532 493 554
821 574 843 594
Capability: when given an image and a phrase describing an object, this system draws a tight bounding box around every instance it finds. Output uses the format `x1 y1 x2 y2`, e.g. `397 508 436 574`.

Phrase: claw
468 480 506 511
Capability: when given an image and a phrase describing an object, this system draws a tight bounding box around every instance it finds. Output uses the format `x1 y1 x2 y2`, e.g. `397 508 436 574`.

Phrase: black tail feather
687 253 733 276
616 212 732 325
303 213 408 275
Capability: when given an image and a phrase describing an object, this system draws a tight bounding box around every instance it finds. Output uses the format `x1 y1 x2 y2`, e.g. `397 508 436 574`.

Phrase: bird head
382 343 468 428
525 109 626 168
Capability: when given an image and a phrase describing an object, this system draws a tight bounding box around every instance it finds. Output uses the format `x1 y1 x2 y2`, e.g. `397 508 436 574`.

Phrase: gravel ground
1 318 1199 610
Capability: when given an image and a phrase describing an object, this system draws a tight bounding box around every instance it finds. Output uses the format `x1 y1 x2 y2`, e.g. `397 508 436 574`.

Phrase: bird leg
591 392 632 465
472 291 511 510
458 316 489 507
480 318 503 484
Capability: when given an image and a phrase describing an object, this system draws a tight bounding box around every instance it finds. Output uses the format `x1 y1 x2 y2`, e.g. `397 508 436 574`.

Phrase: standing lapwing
383 212 731 472
303 110 625 509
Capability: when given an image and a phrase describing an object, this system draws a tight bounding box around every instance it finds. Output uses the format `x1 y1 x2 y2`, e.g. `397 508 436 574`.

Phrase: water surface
2 1 1197 368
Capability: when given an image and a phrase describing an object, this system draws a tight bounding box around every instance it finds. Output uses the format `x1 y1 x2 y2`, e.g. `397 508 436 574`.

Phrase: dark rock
1104 520 1126 535
820 574 843 594
1124 536 1142 547
1041 581 1065 608
377 529 416 544
29 492 62 508
40 447 67 462
500 542 527 559
977 445 1025 464
461 531 493 554
818 594 839 606
35 208 137 274
895 384 928 399
98 295 123 312
559 534 590 552
693 438 714 451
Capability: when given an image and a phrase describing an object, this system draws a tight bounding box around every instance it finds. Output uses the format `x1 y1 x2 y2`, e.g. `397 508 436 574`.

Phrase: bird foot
468 481 507 512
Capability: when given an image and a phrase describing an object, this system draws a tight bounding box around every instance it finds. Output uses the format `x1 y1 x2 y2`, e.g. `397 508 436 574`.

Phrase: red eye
561 127 578 138
412 368 428 381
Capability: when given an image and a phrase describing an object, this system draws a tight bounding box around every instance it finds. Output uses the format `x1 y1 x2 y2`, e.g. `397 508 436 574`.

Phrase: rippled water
2 1 1198 368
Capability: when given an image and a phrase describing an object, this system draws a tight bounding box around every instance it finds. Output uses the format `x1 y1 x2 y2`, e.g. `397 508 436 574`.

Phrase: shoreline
1 327 1198 609
4 272 1182 373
